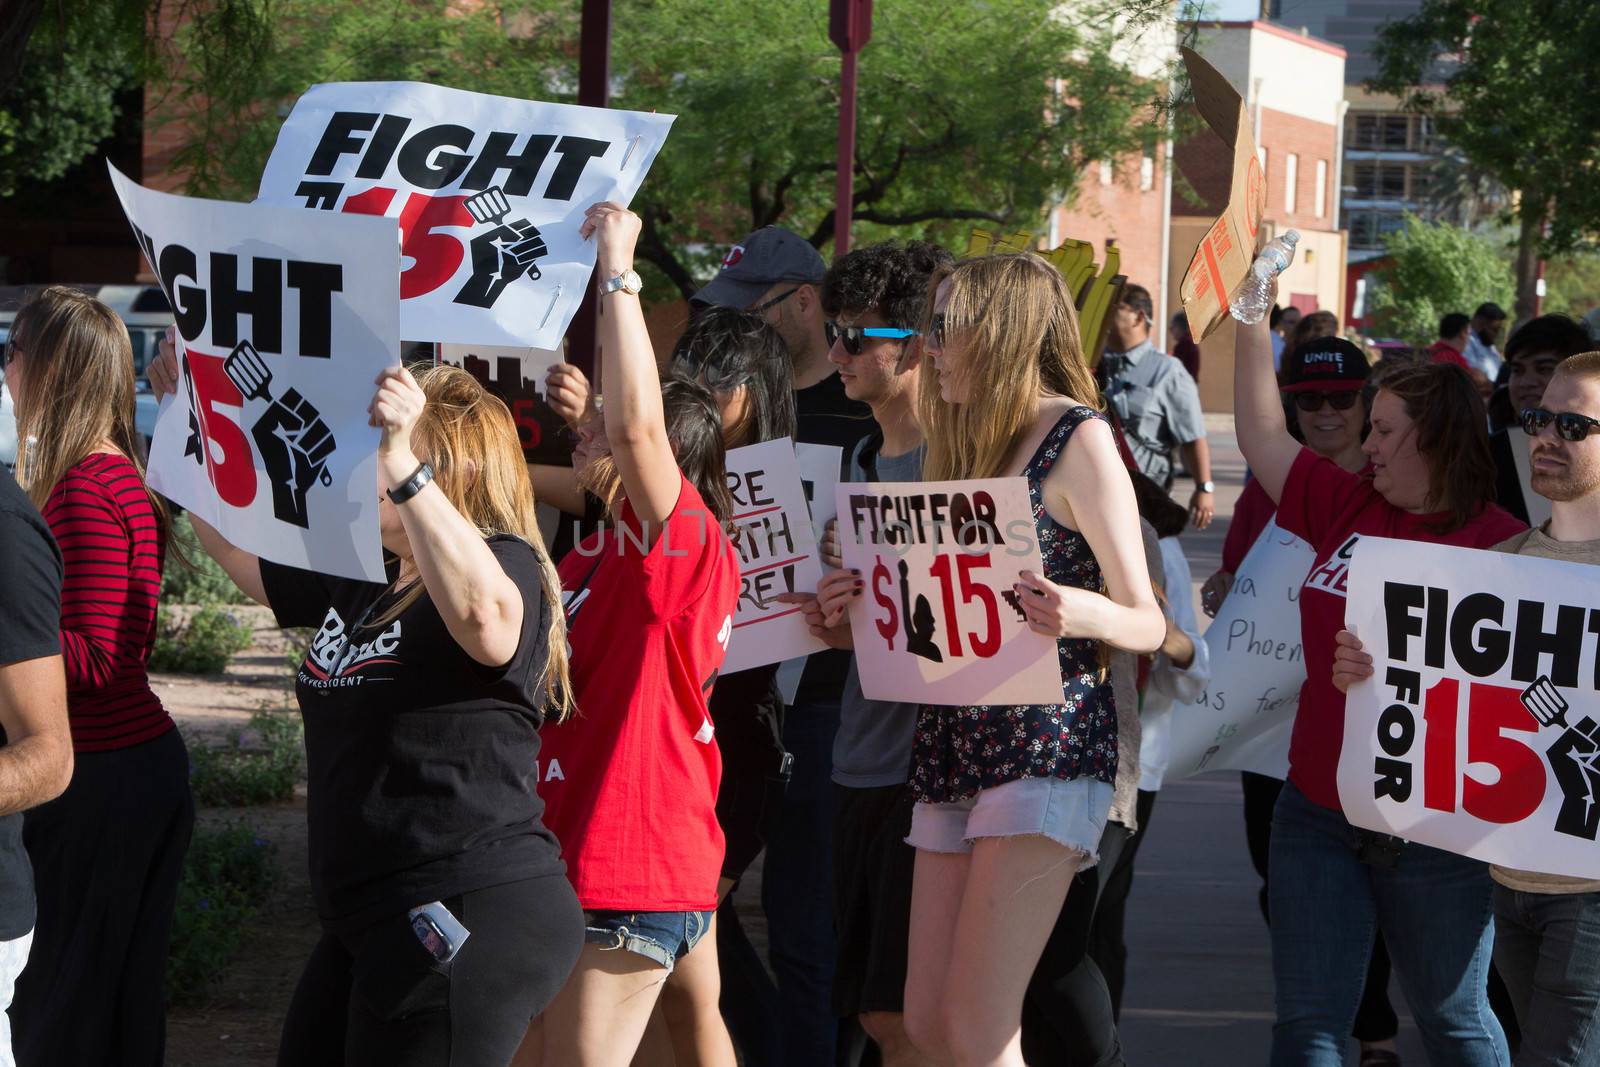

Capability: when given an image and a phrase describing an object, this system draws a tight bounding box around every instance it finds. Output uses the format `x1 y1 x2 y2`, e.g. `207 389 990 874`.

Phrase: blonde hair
919 254 1103 481
373 365 574 720
1554 351 1600 385
11 286 172 542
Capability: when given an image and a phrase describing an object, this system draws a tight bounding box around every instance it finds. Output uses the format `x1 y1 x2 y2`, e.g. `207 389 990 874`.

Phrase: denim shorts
583 909 714 972
906 776 1113 866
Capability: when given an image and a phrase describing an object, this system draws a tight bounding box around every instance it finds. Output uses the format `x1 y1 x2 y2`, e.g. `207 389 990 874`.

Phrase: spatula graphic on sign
1523 675 1570 728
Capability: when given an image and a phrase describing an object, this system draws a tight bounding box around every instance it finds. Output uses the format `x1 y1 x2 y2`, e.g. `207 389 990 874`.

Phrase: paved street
1118 424 1428 1065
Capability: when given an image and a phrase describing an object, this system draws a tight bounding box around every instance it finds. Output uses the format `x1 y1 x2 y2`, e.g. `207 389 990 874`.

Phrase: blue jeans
1493 884 1600 1067
1268 781 1508 1067
762 698 840 1067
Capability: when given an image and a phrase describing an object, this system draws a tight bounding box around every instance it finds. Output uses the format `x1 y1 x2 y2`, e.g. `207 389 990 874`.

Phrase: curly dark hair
671 305 796 449
821 240 955 330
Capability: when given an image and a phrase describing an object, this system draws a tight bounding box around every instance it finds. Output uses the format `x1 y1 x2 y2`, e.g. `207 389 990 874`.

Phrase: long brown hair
919 254 1103 480
371 365 574 719
1376 361 1498 533
10 286 172 543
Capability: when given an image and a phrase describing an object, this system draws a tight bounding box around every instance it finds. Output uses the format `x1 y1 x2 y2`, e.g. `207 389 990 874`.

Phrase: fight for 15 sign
1339 537 1600 880
836 478 1063 707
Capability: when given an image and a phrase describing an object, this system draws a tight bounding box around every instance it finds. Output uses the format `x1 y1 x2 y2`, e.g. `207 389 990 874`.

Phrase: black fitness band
387 461 434 504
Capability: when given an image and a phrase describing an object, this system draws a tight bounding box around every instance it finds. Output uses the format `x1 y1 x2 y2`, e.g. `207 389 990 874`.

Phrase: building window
1099 159 1112 186
1352 161 1410 200
1350 211 1407 249
1285 153 1298 213
1140 153 1154 192
1315 159 1328 218
1258 146 1268 185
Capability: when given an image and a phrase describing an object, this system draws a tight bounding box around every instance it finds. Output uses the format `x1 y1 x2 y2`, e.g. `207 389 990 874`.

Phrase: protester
148 339 583 1063
4 287 191 1066
1099 283 1215 529
1271 305 1303 371
1466 302 1509 380
1490 314 1594 523
0 454 73 1067
1429 312 1472 368
777 238 949 1067
899 253 1164 1067
520 203 740 1066
693 223 873 1065
1233 293 1525 1065
1170 311 1200 383
1333 350 1600 1067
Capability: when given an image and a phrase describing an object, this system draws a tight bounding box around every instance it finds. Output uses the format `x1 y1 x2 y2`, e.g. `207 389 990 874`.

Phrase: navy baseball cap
692 226 827 308
1280 337 1370 392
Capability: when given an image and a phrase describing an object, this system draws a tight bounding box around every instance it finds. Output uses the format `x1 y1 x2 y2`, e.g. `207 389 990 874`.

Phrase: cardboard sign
1177 46 1266 342
437 343 567 465
1339 538 1600 880
257 82 675 348
1169 518 1314 780
837 477 1061 706
109 162 398 582
722 439 828 674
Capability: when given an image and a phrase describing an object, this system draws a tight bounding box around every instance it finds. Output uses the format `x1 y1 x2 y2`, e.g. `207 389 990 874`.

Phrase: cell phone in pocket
408 901 471 964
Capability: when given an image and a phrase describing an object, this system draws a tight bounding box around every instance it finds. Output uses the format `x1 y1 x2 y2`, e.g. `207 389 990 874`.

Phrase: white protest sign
1339 537 1600 879
772 442 845 703
257 81 675 348
437 342 566 464
837 478 1060 706
1169 518 1313 779
109 162 397 583
722 439 828 674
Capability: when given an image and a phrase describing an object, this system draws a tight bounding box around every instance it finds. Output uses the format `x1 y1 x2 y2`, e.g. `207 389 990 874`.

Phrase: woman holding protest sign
4 286 191 1066
898 252 1165 1067
1233 289 1524 1066
147 342 584 1065
515 203 741 1067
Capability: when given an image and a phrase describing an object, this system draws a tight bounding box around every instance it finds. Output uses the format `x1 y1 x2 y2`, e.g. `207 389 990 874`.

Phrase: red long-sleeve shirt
40 453 173 752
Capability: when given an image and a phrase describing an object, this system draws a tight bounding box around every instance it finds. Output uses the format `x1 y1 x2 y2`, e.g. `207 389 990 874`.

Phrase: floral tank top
910 407 1118 804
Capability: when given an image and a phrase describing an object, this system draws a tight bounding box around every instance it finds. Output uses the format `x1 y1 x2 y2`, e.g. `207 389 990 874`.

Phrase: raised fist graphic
455 188 549 309
1548 714 1600 842
222 342 336 529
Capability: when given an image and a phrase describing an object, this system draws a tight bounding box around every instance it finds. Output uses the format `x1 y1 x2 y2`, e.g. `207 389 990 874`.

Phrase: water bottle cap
1283 230 1301 245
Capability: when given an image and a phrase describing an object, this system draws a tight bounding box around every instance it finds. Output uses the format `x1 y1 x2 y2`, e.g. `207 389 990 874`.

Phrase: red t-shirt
1428 341 1470 370
541 474 739 911
1277 448 1525 809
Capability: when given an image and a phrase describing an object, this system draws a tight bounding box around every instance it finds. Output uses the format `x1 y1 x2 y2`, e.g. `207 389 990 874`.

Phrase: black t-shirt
793 371 874 706
0 466 63 939
261 535 565 932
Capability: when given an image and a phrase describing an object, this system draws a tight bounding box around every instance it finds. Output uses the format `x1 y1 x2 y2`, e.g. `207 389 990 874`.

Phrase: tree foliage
1371 0 1600 319
1364 214 1514 346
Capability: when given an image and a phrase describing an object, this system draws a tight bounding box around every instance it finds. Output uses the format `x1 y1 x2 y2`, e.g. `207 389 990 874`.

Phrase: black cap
1280 336 1370 392
692 227 827 308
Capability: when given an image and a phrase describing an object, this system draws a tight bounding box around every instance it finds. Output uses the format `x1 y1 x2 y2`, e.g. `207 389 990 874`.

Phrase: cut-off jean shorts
906 776 1114 867
583 909 714 972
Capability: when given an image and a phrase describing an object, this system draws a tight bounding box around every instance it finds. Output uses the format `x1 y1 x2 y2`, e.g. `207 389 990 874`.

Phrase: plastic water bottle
1228 230 1301 325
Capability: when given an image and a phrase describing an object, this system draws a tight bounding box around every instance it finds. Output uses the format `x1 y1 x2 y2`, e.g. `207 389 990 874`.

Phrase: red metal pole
835 48 858 256
568 0 612 383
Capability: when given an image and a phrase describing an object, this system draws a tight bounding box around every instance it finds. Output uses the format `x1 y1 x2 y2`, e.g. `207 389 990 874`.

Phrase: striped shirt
40 453 172 752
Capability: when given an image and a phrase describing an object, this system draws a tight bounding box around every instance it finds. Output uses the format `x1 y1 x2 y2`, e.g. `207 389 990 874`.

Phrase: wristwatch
1199 480 1215 494
601 268 643 297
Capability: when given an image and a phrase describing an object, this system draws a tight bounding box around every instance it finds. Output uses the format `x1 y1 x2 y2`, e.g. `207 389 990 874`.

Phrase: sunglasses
1291 390 1360 413
749 287 800 314
1 335 17 367
1521 407 1600 442
826 321 917 356
930 312 949 349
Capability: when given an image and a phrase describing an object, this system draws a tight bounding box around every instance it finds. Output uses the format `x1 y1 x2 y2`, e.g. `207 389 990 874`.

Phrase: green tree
1371 0 1600 323
1364 214 1514 346
1542 251 1600 323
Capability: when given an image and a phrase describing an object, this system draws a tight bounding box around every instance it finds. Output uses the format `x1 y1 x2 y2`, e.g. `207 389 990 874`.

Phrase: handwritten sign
722 439 829 674
258 81 674 348
1339 538 1600 879
437 343 566 465
837 477 1060 706
109 162 397 582
1169 518 1312 780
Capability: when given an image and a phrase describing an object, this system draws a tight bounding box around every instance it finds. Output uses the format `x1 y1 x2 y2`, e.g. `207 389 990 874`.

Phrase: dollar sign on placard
872 558 899 649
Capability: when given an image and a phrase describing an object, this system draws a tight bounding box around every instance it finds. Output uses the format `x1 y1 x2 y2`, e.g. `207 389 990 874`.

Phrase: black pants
277 875 582 1067
1089 789 1160 1019
1021 821 1129 1067
13 727 193 1067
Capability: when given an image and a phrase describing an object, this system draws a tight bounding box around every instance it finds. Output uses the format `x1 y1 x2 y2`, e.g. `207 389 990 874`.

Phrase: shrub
167 820 281 1006
162 513 250 605
189 710 305 808
150 602 254 675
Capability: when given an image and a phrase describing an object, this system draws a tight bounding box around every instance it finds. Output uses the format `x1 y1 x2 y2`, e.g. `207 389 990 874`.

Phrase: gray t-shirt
833 435 927 788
